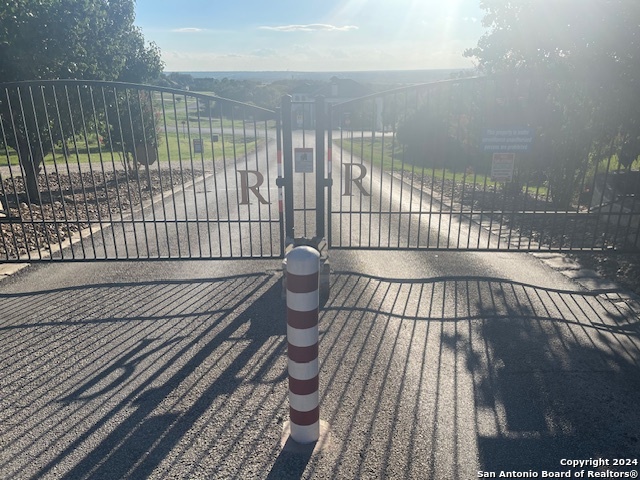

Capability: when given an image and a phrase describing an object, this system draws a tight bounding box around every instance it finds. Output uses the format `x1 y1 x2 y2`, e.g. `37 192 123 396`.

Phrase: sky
134 0 487 72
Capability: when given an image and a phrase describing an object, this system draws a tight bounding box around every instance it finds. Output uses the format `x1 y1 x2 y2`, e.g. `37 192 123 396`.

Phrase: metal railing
328 76 640 252
0 80 281 261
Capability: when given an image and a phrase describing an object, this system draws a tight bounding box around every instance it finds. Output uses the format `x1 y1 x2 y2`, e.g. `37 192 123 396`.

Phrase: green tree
0 0 163 202
465 0 640 207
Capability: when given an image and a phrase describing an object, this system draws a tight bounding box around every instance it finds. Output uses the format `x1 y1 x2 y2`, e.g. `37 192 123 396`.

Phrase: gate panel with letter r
0 80 283 262
326 76 640 252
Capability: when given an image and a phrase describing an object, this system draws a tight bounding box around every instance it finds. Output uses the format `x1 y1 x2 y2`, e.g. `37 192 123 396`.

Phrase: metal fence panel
328 77 640 252
0 80 282 261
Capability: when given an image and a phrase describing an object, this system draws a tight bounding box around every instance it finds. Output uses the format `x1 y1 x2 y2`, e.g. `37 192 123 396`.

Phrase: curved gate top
0 80 282 262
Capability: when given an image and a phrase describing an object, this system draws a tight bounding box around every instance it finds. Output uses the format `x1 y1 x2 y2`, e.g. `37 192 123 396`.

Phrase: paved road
1 252 639 479
1 129 639 479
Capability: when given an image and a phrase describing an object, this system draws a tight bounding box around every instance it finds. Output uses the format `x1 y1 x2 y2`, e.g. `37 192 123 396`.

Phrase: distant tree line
163 73 323 112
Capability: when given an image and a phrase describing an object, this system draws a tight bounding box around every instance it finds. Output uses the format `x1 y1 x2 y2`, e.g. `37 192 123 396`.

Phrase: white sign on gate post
295 148 314 173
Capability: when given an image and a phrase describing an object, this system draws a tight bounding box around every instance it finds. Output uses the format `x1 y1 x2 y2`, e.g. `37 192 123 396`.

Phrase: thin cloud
260 24 358 32
172 27 205 33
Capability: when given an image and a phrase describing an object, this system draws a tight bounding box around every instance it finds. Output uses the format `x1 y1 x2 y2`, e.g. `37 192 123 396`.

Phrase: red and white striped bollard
285 246 320 444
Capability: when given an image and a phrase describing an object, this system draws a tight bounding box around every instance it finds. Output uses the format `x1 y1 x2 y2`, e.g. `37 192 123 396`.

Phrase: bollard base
280 420 332 454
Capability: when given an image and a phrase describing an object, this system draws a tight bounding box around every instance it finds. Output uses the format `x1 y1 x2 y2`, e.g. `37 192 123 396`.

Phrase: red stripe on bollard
286 272 318 293
290 406 320 426
287 342 318 363
289 375 319 396
286 308 318 329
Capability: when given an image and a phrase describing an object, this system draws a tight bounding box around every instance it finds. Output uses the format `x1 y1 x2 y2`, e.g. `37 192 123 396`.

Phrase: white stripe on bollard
287 325 319 347
288 358 319 380
286 291 319 312
289 391 320 412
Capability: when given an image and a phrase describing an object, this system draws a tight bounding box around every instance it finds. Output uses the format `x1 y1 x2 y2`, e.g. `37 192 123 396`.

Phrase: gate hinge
324 178 333 187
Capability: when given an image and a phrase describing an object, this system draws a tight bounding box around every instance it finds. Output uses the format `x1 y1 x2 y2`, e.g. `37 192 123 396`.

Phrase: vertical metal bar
276 107 285 256
241 105 254 256
218 98 233 256
338 105 345 247
113 86 141 258
372 99 382 248
194 96 212 257
37 84 66 258
315 96 325 240
255 110 266 256
31 85 59 259
425 90 437 248
58 85 88 259
183 92 202 258
281 95 295 241
598 141 617 249
149 90 171 258
264 112 277 257
229 103 244 257
327 107 333 248
164 91 179 256
301 102 308 238
0 171 9 257
174 91 191 257
122 88 148 258
89 86 118 259
402 91 417 248
138 89 162 258
75 84 105 258
206 97 223 257
101 86 128 259
476 79 491 249
19 86 48 259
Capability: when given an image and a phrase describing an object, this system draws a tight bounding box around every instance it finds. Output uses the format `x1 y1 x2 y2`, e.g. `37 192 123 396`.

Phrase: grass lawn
1 131 262 169
336 136 550 196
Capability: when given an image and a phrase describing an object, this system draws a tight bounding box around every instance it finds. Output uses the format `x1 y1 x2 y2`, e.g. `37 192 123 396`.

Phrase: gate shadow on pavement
305 272 640 479
0 272 292 480
1 270 640 479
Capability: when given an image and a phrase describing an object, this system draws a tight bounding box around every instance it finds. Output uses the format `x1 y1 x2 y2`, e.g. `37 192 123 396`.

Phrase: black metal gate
323 77 640 252
3 77 640 263
0 80 282 261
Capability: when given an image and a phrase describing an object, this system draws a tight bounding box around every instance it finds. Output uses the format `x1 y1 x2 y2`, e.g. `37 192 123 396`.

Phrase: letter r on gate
343 163 370 196
238 170 269 205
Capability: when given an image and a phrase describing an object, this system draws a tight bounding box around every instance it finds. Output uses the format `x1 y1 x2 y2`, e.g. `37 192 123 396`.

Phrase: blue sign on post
482 128 534 152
